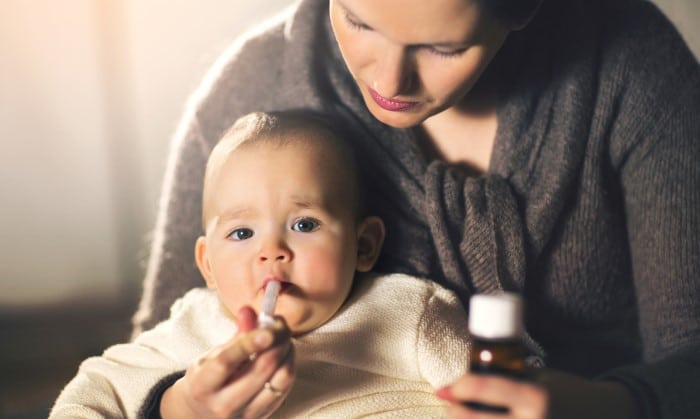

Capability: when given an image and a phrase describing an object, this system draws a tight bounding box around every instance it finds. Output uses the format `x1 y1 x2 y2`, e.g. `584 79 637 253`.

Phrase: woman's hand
437 368 641 419
160 306 295 419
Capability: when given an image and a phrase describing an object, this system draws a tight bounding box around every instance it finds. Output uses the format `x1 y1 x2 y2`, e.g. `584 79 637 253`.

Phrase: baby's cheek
218 285 252 315
312 246 351 276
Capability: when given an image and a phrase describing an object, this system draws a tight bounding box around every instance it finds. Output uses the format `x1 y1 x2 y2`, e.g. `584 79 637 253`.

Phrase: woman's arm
132 115 211 335
599 3 700 412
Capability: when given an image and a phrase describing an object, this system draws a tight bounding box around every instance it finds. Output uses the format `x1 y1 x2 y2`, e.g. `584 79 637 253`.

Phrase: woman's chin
366 105 427 129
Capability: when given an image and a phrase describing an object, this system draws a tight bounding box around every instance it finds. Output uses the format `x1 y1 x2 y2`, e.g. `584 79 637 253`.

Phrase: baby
50 110 470 418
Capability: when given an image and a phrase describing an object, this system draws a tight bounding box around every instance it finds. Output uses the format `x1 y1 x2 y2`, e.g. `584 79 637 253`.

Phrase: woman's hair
481 0 543 27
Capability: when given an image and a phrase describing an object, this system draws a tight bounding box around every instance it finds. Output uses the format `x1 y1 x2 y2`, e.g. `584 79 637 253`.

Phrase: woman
134 0 700 417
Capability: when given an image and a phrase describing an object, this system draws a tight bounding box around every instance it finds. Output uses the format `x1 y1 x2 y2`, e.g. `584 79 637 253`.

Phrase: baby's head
195 110 385 335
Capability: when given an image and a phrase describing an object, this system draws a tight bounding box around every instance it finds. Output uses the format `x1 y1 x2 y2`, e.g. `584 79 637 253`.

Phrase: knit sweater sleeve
602 92 700 418
49 289 228 418
415 282 470 389
131 114 209 336
600 4 700 418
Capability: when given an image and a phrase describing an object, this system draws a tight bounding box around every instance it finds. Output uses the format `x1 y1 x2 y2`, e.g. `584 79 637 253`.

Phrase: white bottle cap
468 292 523 339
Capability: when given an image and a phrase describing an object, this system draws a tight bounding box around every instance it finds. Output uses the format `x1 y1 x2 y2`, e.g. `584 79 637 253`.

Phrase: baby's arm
416 283 471 389
49 289 224 418
49 327 194 418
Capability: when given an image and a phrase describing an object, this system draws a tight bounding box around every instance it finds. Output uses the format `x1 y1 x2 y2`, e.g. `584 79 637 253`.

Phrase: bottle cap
468 292 523 339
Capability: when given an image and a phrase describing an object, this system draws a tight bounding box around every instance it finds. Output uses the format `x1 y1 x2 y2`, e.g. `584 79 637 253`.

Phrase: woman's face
329 0 511 128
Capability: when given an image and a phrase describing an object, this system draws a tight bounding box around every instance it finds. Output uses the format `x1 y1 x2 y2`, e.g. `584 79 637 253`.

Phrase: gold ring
264 381 284 396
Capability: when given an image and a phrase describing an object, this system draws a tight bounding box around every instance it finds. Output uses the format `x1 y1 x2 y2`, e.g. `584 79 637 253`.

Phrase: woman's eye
426 46 467 58
292 218 320 233
344 11 370 31
228 228 253 241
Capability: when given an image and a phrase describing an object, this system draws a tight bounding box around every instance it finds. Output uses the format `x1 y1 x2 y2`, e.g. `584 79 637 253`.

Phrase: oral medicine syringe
258 280 280 329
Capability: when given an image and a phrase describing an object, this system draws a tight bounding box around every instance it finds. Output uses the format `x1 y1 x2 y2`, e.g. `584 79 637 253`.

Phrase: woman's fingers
190 327 276 393
214 317 294 417
178 309 295 418
219 328 276 366
219 340 296 418
236 306 258 333
440 373 548 419
182 314 295 418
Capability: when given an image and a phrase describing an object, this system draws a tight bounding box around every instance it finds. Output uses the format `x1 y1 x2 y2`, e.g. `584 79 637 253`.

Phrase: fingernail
435 386 455 401
254 330 273 348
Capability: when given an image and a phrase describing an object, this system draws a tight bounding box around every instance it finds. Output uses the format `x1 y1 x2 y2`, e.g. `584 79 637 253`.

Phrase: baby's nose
258 239 292 262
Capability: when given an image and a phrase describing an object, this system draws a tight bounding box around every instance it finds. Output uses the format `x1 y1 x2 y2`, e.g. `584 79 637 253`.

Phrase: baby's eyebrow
290 196 326 210
216 207 255 224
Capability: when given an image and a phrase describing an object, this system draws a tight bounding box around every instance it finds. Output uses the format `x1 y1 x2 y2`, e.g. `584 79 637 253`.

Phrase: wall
0 2 292 415
655 0 700 56
0 0 292 309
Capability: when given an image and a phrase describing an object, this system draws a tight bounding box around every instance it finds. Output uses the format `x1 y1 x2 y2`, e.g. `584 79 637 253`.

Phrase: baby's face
198 138 361 334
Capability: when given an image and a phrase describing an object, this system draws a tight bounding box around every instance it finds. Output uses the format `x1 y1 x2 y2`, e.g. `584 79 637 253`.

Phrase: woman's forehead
336 0 482 45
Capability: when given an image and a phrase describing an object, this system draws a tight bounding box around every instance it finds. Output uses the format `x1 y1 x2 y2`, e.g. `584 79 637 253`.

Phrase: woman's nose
372 45 414 97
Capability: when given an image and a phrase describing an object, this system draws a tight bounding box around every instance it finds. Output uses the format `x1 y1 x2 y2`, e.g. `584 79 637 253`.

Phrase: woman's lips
368 88 419 111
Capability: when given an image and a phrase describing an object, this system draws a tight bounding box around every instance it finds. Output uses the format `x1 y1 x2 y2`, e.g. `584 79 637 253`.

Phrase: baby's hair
202 109 366 231
220 110 347 151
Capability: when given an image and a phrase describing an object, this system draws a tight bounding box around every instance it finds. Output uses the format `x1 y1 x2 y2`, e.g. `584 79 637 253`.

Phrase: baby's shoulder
168 287 219 318
352 272 465 317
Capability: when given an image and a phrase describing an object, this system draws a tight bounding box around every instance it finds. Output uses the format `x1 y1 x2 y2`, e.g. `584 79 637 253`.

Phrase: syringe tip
258 280 281 329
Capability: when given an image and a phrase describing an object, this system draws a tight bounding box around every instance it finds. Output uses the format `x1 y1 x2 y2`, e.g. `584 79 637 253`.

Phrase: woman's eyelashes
343 9 370 31
424 46 467 59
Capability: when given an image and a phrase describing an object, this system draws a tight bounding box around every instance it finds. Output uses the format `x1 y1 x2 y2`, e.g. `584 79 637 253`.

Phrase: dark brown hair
481 0 542 27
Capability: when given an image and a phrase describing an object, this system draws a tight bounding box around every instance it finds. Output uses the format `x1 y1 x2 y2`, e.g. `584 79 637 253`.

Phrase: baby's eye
228 228 254 241
292 218 320 233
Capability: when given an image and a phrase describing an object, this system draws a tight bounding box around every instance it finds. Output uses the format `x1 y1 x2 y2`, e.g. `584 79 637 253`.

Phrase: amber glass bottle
466 293 525 413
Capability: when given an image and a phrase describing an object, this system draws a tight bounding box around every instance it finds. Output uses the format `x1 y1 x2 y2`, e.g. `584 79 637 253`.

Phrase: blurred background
0 0 697 417
0 1 291 417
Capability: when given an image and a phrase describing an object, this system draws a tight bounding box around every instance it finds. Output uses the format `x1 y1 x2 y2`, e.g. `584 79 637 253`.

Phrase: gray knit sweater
133 0 700 417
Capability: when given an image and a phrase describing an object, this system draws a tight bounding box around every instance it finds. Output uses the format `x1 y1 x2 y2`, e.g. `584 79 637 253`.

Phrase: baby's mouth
263 277 291 294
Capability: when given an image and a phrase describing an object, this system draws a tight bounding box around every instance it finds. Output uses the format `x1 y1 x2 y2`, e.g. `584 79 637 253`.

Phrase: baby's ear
194 236 216 289
356 216 385 272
